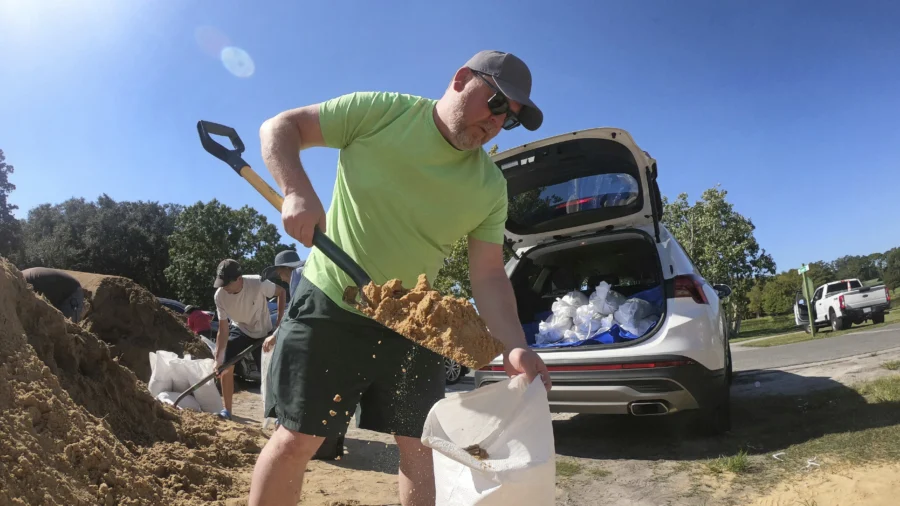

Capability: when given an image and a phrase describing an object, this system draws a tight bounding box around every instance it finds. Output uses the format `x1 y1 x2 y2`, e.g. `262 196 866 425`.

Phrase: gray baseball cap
464 50 543 131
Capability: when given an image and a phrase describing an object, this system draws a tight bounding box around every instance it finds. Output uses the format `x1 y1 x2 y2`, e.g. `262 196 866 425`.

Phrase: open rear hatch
493 128 664 251
493 128 666 350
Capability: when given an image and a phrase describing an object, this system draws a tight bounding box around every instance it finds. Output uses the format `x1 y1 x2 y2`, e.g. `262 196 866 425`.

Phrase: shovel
172 122 374 410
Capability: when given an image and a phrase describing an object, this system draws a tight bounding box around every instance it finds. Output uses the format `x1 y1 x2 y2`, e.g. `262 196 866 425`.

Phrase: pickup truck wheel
872 313 885 324
830 309 844 331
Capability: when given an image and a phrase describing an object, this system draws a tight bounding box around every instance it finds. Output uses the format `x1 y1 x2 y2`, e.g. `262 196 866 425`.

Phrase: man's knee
269 425 325 462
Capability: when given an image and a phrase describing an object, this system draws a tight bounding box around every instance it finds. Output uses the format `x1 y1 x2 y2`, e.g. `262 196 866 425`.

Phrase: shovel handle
196 120 372 291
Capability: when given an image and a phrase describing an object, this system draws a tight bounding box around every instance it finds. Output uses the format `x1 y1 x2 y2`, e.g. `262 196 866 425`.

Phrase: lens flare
220 46 255 78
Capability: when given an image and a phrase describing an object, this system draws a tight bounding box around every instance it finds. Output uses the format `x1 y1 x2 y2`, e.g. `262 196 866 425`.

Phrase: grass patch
883 360 900 371
743 310 900 348
736 314 799 340
556 459 583 478
587 467 611 478
706 449 751 474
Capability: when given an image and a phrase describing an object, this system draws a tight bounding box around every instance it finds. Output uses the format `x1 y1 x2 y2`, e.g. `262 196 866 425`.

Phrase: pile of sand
344 274 506 369
64 270 211 382
0 258 262 505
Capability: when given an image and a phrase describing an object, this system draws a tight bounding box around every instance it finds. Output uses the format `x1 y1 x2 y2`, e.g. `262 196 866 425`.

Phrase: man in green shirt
252 50 551 506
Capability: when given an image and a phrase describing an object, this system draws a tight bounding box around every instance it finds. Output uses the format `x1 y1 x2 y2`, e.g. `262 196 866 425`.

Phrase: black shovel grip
197 120 248 173
313 228 372 288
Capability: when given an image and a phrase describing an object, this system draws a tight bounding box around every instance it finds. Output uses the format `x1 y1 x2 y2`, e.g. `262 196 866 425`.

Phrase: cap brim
213 277 226 288
493 77 543 131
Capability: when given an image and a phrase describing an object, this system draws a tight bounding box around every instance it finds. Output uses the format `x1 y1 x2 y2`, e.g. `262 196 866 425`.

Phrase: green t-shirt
302 91 508 313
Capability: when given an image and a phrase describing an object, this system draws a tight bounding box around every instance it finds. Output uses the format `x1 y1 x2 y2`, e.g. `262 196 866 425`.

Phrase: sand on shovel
343 274 506 369
63 270 212 382
1 258 263 505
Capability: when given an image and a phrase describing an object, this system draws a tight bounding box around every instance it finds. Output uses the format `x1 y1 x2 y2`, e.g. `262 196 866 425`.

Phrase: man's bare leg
248 425 324 506
395 435 435 506
220 366 234 413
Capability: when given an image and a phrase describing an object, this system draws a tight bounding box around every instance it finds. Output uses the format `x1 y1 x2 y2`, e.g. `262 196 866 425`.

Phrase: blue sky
2 0 898 274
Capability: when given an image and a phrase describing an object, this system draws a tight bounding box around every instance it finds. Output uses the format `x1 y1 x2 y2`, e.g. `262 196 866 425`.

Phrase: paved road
733 324 900 372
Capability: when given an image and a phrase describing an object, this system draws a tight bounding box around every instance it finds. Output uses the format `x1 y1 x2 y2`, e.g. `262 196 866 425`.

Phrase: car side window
813 288 823 302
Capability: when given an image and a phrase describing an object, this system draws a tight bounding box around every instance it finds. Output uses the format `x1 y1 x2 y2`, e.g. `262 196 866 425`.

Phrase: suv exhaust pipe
629 401 669 416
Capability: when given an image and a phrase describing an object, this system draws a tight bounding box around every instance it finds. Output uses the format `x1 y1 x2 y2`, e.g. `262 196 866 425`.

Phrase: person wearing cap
212 259 286 420
251 50 551 506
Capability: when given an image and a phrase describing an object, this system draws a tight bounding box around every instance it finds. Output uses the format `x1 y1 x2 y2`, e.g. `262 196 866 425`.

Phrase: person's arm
468 237 551 390
275 285 286 325
260 92 402 247
214 312 229 369
259 104 327 247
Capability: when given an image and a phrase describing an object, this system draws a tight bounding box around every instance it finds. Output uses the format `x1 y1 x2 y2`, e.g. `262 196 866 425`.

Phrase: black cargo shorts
264 277 445 439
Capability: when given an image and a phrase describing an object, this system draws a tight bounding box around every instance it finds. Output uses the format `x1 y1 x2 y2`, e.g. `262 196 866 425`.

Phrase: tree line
2 148 896 327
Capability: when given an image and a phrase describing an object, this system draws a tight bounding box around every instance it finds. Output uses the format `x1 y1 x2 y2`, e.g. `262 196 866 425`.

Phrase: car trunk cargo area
510 232 666 350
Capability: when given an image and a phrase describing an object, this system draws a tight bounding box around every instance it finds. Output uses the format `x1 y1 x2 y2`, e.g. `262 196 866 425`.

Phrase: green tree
0 149 23 263
747 283 764 318
662 185 776 337
20 194 182 294
832 254 880 282
884 248 900 291
165 199 295 308
761 271 801 315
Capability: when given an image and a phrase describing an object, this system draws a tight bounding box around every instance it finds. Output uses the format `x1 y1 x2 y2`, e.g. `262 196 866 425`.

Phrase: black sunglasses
474 72 521 130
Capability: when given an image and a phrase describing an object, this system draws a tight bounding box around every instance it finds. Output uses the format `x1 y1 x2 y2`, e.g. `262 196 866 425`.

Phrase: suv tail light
887 288 892 303
673 274 708 305
839 294 845 310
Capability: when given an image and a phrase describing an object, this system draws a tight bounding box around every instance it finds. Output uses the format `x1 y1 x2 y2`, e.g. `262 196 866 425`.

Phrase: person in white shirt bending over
212 258 285 420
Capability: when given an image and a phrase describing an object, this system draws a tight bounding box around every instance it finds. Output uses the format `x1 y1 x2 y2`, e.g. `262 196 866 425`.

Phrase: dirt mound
344 274 506 369
64 270 211 382
0 258 262 505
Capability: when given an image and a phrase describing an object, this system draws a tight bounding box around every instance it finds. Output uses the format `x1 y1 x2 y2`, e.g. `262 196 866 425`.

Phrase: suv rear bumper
473 355 725 415
843 303 890 320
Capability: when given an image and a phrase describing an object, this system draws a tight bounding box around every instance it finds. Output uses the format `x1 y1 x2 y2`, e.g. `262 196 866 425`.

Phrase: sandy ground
226 347 900 505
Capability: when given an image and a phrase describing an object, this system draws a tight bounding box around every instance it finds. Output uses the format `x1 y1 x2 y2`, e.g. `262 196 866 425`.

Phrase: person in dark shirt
21 267 85 323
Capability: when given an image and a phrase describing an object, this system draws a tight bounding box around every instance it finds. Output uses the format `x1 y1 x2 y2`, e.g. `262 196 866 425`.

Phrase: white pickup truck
794 278 891 332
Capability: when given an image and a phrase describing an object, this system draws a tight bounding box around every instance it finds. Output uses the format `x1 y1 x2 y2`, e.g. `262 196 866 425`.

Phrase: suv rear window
509 173 640 229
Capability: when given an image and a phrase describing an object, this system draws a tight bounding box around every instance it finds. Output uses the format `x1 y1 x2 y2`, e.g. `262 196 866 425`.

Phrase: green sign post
797 264 816 336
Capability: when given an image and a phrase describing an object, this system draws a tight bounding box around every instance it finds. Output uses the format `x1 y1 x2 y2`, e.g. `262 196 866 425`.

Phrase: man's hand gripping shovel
172 120 373 409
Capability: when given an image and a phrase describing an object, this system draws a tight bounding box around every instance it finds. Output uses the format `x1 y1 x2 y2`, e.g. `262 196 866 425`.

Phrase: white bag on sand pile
147 350 223 413
421 375 556 506
155 391 202 411
589 281 627 315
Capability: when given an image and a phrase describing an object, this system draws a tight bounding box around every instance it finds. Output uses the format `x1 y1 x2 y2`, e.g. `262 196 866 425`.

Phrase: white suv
474 128 734 435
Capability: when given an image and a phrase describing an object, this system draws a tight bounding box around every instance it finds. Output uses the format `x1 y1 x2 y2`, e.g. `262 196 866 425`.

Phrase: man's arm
468 237 551 390
215 312 229 368
275 285 286 326
259 104 327 247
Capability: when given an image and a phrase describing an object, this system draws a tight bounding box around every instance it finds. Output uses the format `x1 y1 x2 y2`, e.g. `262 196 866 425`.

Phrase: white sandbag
589 281 626 315
536 314 572 344
550 291 588 319
573 302 601 327
421 375 556 506
156 391 203 412
574 318 609 340
614 298 656 324
561 328 580 343
620 316 658 337
148 350 223 414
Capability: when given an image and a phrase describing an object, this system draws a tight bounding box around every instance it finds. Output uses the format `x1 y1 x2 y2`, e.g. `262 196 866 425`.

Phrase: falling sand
344 274 506 369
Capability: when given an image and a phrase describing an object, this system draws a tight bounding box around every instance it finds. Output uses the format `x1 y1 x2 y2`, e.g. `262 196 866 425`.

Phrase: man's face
223 276 243 294
446 70 523 151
